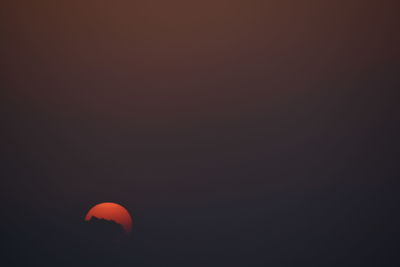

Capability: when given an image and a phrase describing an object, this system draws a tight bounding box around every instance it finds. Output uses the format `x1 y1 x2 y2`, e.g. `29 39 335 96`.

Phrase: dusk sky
1 1 399 266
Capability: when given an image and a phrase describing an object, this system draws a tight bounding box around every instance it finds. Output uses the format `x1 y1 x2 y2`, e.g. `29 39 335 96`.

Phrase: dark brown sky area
1 1 399 266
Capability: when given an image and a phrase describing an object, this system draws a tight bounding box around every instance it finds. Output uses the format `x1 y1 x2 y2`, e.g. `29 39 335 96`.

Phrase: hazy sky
1 1 399 266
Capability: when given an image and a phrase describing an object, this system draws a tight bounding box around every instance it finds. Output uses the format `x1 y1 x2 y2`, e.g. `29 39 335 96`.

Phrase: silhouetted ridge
76 217 130 266
84 216 125 235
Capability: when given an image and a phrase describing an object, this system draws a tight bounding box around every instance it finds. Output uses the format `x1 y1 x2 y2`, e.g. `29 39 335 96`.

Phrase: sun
84 202 133 233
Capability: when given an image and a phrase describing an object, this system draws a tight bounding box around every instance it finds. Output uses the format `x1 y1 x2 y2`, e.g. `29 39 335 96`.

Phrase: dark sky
1 1 399 266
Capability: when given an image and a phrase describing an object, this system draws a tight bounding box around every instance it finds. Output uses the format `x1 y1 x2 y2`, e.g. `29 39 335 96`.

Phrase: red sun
85 202 133 233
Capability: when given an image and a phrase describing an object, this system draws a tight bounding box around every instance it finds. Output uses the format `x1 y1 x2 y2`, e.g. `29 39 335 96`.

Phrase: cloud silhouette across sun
85 202 133 233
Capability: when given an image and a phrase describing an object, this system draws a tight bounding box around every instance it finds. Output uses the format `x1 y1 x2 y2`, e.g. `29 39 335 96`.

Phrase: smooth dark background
1 1 399 266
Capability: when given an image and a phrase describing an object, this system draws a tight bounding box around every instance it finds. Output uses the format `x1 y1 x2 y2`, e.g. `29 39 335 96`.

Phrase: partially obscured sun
85 202 133 233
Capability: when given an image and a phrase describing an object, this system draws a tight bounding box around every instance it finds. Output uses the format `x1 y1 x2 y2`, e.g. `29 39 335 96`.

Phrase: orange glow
85 202 133 233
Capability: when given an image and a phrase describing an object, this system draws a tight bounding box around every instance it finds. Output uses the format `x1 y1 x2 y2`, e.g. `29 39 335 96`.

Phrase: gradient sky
1 1 399 266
